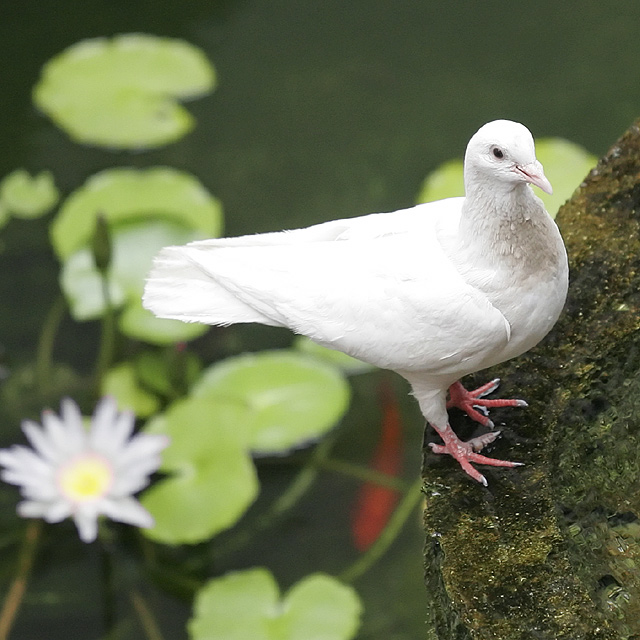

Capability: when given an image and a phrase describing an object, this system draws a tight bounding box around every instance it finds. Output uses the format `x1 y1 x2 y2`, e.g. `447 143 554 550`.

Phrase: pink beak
515 161 553 195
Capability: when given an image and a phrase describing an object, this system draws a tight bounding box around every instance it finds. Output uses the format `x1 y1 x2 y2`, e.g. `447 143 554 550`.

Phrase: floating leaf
51 167 222 260
416 159 464 204
293 337 374 375
535 138 597 216
59 218 209 342
0 203 9 231
192 351 350 455
101 362 159 417
189 568 362 640
52 167 222 339
119 298 208 345
59 248 127 319
416 138 597 218
135 349 202 397
0 170 59 219
142 397 258 544
34 34 215 149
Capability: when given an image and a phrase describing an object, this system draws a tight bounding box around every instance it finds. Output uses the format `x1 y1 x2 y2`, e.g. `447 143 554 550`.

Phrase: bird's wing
143 199 462 328
180 198 465 247
144 199 510 373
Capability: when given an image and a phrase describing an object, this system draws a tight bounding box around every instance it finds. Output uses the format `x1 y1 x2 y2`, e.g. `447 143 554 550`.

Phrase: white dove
143 119 569 486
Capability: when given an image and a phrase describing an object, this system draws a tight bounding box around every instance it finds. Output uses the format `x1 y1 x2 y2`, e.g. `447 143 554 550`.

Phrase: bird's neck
453 180 558 276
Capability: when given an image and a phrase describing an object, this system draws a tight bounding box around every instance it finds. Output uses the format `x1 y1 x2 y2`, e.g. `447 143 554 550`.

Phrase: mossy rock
422 121 640 639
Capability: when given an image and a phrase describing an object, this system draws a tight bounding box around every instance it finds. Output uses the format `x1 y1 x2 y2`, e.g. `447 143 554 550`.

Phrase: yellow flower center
58 454 113 502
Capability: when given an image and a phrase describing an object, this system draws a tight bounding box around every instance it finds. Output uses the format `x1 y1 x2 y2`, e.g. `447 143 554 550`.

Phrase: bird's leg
446 378 527 428
429 423 522 486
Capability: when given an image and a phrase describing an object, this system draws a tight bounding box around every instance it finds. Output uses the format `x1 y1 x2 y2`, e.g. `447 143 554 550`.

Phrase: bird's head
464 119 552 196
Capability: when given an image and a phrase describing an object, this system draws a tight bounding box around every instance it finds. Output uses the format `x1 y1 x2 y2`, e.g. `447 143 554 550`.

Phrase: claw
429 423 522 485
446 379 527 428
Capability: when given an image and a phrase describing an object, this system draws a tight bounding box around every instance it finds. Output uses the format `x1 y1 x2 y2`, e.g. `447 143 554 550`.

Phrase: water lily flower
0 397 168 543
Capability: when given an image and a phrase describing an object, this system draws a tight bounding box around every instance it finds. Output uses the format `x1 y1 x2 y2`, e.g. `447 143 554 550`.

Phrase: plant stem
0 520 42 640
213 433 337 560
339 475 423 583
35 296 65 393
94 276 115 393
130 590 165 640
100 535 116 636
316 457 409 492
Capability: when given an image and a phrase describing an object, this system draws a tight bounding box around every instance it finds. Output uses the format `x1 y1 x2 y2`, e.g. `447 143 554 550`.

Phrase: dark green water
1 2 640 638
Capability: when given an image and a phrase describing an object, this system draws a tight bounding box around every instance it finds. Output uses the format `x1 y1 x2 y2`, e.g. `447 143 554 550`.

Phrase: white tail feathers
142 246 280 326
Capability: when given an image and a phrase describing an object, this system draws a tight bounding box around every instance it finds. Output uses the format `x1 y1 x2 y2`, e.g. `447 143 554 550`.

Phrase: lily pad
119 298 208 345
417 138 597 218
0 170 59 219
101 362 159 417
134 349 202 397
416 159 464 204
51 167 222 261
189 568 362 640
141 397 258 544
33 34 215 149
59 248 127 319
535 138 597 216
192 351 350 455
60 218 209 343
0 203 9 231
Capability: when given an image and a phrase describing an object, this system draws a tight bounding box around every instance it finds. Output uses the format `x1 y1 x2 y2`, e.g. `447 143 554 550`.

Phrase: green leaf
60 219 209 343
101 362 159 417
0 203 10 231
189 569 362 640
135 349 202 397
416 159 464 204
192 351 350 455
33 34 215 149
59 248 127 320
534 138 597 217
51 167 222 261
52 167 222 343
416 137 597 219
293 336 374 375
141 397 258 544
0 170 59 219
119 298 208 345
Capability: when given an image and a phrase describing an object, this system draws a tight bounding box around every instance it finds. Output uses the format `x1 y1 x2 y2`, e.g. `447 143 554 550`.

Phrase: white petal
16 478 59 501
108 411 136 452
117 434 169 469
43 499 73 523
73 511 98 543
0 471 59 501
89 397 124 451
109 465 157 498
101 497 154 529
17 500 50 518
0 446 53 479
112 453 162 485
60 398 87 442
21 420 61 463
1 465 54 490
42 408 83 457
18 498 72 524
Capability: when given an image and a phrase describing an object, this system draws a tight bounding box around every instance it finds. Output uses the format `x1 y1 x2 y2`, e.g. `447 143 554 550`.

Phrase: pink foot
429 424 523 486
447 378 527 428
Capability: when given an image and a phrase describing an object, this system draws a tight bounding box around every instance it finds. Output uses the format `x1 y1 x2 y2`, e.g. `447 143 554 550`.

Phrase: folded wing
143 198 510 372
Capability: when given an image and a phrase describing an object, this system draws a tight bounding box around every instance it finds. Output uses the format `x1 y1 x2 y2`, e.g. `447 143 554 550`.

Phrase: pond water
1 2 640 639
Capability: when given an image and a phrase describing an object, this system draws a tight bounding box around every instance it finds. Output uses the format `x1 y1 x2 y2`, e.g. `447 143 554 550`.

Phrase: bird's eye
492 146 504 159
